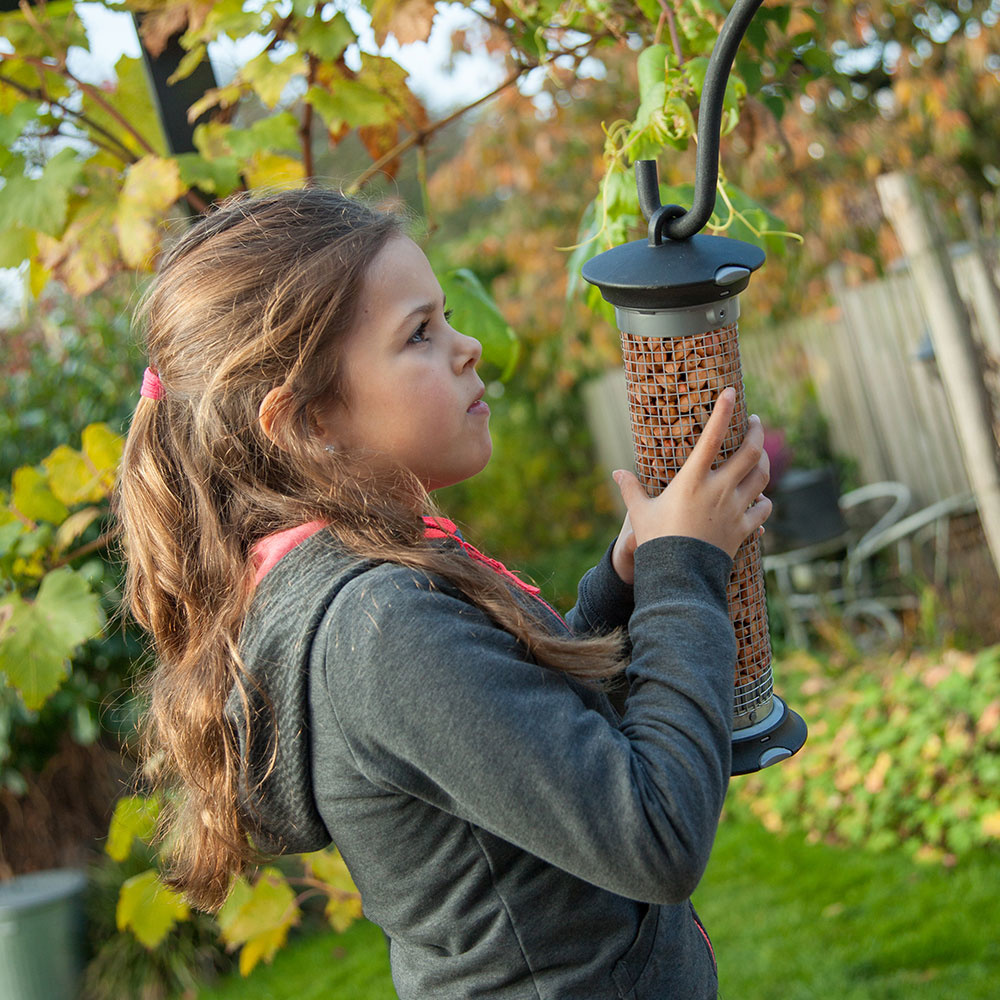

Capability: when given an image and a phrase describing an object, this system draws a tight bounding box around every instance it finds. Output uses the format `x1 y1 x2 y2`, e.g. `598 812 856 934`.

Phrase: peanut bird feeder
583 0 806 774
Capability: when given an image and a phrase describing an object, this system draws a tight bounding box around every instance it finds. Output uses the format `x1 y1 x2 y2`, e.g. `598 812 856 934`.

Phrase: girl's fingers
734 449 770 508
686 388 737 473
722 413 767 486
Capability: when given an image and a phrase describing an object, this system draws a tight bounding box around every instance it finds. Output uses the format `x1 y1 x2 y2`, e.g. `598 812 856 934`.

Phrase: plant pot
765 465 847 553
0 868 88 1000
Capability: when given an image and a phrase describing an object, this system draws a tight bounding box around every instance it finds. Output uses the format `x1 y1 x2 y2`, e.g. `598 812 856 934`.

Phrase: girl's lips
467 399 490 415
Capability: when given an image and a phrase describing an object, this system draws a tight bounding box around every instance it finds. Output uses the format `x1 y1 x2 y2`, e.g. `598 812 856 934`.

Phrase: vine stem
0 67 138 164
346 65 531 194
300 54 317 184
658 1 684 66
51 526 120 570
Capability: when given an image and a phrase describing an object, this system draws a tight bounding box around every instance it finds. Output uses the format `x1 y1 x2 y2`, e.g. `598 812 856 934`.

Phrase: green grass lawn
190 813 1000 999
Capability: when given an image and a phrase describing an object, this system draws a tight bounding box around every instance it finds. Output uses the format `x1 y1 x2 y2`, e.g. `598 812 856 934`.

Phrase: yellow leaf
81 424 124 491
326 893 363 933
218 868 299 971
37 201 121 296
42 446 104 505
301 848 356 892
981 811 1000 839
238 924 290 977
243 50 306 109
54 507 102 553
371 0 437 45
116 869 190 949
115 156 185 269
243 151 305 191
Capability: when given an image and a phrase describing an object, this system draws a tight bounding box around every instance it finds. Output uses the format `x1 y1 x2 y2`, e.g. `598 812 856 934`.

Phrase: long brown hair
116 188 624 912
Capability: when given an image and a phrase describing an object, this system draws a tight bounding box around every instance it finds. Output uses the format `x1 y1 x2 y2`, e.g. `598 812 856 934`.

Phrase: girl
117 188 771 1000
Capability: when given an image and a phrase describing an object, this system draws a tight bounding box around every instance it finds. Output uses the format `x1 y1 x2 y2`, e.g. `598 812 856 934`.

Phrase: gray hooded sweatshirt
230 526 735 999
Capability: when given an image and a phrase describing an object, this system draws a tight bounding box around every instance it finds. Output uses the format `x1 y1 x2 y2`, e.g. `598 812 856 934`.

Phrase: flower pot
0 868 88 1000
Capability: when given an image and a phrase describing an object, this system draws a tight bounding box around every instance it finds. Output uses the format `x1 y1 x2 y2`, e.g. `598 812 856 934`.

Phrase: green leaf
294 10 356 61
173 152 243 196
116 869 191 949
637 44 671 103
440 269 519 381
0 520 24 559
217 867 299 977
305 79 395 132
106 795 161 862
0 100 40 145
243 50 306 109
0 224 35 269
12 466 69 524
80 55 168 159
223 114 301 159
0 568 103 709
167 42 207 85
0 148 83 236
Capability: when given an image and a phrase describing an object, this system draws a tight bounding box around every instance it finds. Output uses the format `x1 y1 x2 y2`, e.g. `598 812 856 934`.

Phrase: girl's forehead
361 237 443 312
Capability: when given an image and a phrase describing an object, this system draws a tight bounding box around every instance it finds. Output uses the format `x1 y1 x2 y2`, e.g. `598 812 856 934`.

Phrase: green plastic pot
0 868 88 1000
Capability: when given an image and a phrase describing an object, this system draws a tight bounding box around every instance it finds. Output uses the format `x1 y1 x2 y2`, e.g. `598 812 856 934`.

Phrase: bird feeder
582 0 806 774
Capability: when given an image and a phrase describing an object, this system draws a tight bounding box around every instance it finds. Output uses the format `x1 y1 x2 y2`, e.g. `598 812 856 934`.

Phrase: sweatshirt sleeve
316 534 736 905
563 539 635 637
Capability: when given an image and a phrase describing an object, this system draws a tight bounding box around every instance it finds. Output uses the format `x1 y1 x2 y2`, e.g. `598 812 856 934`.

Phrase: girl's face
315 236 493 492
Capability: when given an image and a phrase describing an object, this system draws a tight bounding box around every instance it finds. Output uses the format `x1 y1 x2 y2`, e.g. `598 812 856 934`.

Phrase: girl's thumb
612 469 642 505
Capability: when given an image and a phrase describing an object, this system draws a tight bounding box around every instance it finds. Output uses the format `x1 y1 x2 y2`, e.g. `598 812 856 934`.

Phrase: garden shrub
729 645 1000 862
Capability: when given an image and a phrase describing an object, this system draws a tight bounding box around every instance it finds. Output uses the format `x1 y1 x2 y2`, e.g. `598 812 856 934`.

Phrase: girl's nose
453 329 482 371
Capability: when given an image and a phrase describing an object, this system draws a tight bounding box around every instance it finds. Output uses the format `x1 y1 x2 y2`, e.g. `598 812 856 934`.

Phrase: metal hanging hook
640 0 766 245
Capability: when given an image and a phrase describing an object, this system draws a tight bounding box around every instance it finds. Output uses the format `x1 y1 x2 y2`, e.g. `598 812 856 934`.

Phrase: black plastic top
581 231 765 309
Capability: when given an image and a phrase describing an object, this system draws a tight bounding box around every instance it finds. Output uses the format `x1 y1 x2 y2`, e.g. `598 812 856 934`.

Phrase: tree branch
51 526 119 570
347 65 531 194
301 54 317 184
658 1 684 65
0 68 139 164
18 54 160 158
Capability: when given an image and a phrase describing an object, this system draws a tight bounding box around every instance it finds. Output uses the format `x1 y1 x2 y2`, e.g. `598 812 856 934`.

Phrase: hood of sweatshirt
227 525 371 854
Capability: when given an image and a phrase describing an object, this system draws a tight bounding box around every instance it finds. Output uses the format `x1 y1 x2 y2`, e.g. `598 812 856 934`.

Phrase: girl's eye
409 319 431 344
444 309 454 323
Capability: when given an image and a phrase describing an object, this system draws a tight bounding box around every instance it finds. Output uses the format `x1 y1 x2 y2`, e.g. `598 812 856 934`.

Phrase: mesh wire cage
622 324 773 730
583 160 807 774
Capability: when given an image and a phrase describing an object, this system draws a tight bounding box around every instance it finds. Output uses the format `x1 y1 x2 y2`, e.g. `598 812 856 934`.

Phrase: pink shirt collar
250 518 557 622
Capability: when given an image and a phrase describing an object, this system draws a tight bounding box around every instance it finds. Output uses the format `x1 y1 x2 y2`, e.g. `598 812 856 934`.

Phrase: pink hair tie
141 367 164 401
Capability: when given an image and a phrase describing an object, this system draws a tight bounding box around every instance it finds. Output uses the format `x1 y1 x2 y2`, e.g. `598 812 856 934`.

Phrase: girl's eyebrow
397 294 447 325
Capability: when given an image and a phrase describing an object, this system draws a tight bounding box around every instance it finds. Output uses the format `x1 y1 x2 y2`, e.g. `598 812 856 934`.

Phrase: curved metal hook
639 0 765 244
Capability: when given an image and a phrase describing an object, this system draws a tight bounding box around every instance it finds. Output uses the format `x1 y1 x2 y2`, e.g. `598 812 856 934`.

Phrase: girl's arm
562 539 635 637
318 532 734 906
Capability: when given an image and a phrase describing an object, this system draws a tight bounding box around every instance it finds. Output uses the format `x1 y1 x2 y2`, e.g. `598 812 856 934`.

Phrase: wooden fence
584 244 1000 510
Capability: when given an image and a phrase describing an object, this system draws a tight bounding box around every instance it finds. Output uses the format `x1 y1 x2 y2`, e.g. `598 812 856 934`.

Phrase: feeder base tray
731 695 807 775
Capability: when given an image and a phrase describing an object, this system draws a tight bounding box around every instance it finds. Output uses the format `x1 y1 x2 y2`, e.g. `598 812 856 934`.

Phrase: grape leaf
106 795 161 862
217 867 300 977
0 148 83 236
43 445 103 505
439 269 519 381
0 568 103 710
12 466 69 524
371 0 437 46
115 156 185 269
294 10 355 61
116 869 191 949
82 424 125 492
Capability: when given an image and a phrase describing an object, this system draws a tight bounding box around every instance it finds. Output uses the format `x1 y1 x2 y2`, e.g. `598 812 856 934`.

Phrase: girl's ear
258 385 294 449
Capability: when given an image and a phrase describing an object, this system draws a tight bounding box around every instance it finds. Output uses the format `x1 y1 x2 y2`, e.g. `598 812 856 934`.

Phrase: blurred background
1 2 999 998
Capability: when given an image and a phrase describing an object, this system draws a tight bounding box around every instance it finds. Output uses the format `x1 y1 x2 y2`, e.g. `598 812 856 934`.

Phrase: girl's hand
611 387 771 573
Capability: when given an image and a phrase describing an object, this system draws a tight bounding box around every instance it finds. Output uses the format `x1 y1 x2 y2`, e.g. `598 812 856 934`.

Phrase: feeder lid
582 232 765 310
